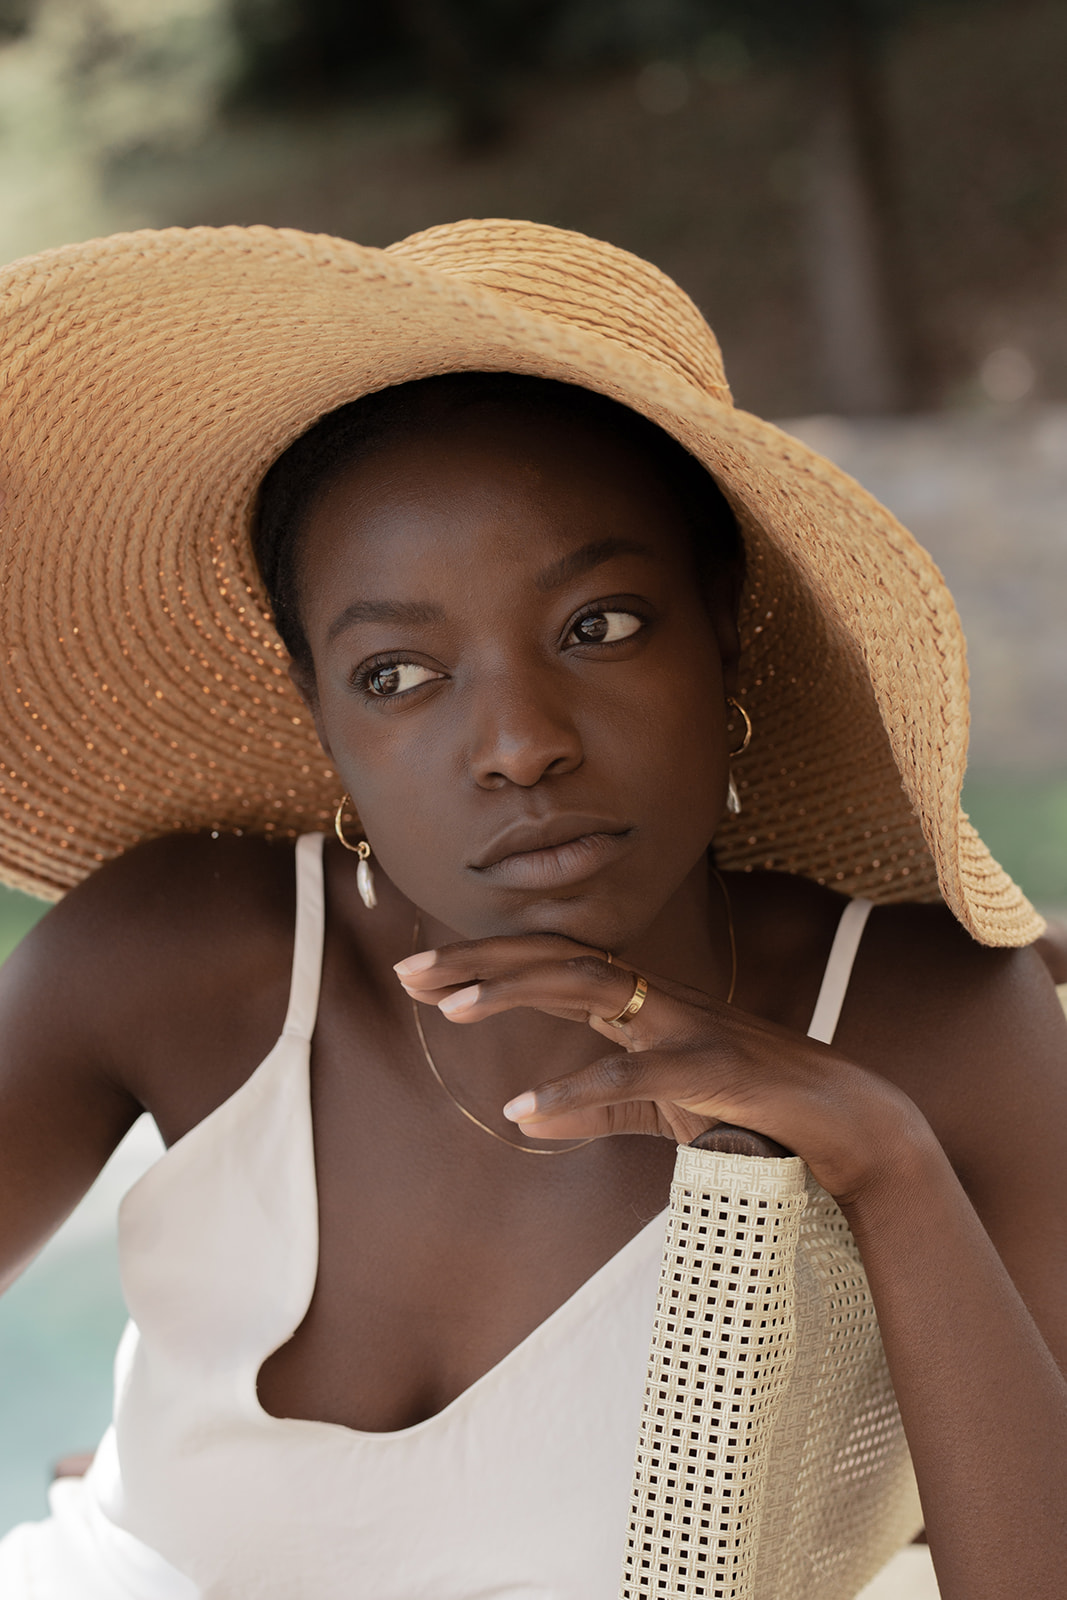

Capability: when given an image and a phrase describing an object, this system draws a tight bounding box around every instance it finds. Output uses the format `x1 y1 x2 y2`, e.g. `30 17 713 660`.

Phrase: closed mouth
470 822 634 891
471 816 631 872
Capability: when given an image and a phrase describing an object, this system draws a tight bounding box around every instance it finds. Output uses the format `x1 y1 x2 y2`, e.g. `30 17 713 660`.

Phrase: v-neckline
252 1153 669 1443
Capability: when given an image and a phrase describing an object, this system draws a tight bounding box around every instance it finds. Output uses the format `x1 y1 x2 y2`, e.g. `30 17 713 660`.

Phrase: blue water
0 1232 127 1533
0 1100 162 1537
0 889 161 1538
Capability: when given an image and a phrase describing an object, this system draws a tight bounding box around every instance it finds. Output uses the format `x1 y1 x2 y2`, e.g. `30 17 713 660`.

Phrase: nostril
470 720 584 790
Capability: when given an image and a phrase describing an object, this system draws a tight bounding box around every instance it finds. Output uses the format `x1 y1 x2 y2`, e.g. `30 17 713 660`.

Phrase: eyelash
350 600 649 701
566 600 647 644
350 653 422 696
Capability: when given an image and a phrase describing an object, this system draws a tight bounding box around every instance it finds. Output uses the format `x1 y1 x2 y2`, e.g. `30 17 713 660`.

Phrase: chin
471 887 660 952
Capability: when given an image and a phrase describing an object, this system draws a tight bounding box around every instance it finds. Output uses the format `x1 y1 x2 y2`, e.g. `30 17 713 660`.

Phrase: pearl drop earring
334 795 377 909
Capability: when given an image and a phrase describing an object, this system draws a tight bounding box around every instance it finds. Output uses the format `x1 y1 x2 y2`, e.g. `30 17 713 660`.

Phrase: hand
395 932 927 1205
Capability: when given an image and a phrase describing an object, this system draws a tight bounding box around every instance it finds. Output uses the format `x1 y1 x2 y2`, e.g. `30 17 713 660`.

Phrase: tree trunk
393 0 507 151
803 8 920 413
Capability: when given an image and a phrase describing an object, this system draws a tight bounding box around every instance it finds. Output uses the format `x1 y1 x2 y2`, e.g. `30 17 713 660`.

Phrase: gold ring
604 973 648 1027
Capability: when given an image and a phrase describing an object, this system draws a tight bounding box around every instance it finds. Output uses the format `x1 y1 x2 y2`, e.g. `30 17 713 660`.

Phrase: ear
288 659 333 762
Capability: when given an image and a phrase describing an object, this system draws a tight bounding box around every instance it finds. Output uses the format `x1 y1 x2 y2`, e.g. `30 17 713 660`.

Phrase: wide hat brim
0 219 1042 945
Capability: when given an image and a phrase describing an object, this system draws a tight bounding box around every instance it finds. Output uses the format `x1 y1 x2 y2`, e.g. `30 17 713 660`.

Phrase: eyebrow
326 536 653 641
326 597 445 642
534 537 655 592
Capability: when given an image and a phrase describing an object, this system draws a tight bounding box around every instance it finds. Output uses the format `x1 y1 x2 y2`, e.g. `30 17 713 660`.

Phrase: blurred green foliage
0 885 46 967
226 0 995 141
228 0 992 93
228 0 564 144
962 775 1067 910
0 0 35 44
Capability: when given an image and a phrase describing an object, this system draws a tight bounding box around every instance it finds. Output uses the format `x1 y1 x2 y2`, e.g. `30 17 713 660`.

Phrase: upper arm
0 826 295 1293
0 887 144 1292
939 946 1067 1364
846 907 1067 1370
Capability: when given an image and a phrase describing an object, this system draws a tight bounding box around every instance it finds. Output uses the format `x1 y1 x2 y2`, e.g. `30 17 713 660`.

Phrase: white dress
0 835 939 1597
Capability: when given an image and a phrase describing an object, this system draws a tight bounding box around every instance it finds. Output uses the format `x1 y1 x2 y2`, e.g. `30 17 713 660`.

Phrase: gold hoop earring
334 795 377 909
726 695 752 757
725 696 752 816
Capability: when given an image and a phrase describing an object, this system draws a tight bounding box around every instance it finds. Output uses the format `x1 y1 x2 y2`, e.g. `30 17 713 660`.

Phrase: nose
468 677 584 789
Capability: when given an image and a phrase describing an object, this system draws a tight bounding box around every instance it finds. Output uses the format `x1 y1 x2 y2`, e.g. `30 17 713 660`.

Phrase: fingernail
503 1092 537 1122
394 950 436 977
438 984 479 1017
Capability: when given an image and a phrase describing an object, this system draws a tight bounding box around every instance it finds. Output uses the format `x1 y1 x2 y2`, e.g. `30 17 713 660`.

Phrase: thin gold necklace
711 866 738 1005
409 868 736 1155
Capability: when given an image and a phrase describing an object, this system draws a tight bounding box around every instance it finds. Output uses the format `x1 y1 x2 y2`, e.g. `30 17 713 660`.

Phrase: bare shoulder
727 871 1067 1183
7 830 295 993
1 831 299 1120
725 867 850 1032
0 832 308 1275
839 898 1067 1192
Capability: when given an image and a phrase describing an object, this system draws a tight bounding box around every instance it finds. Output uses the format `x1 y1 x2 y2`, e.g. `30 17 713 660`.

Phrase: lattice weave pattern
621 1148 922 1600
621 1149 807 1599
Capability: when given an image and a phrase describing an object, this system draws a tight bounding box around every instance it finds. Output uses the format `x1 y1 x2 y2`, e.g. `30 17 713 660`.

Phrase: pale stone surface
784 407 1067 774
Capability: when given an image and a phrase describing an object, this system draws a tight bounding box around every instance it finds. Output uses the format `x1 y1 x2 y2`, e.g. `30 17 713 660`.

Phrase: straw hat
0 218 1042 944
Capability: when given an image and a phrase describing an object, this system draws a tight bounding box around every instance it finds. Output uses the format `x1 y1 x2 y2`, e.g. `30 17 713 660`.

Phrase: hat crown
386 218 732 405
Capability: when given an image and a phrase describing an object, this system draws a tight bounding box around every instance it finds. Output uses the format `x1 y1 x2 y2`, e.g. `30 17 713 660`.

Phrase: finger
503 1047 764 1135
394 931 614 992
504 1050 669 1126
515 1103 718 1145
505 1096 672 1142
429 956 676 1044
399 961 649 1030
398 978 486 1007
400 972 598 1015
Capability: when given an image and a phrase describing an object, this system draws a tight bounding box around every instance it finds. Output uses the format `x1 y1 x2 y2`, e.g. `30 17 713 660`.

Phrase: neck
613 855 730 996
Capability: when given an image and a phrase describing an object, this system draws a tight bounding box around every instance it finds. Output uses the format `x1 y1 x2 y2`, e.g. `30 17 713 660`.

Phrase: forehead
298 399 696 589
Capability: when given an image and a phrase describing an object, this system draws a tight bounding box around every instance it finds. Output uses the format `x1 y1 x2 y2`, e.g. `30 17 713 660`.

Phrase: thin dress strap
806 897 873 1045
281 832 326 1042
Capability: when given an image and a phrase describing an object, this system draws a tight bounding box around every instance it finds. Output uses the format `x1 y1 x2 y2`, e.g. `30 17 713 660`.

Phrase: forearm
843 1128 1067 1600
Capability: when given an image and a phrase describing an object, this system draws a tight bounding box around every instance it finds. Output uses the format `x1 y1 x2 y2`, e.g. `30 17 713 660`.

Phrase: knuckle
440 939 481 963
597 1053 640 1095
564 954 615 987
539 1073 578 1110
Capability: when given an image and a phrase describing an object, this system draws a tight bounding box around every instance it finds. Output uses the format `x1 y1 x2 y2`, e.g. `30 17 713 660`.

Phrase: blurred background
0 0 1065 1536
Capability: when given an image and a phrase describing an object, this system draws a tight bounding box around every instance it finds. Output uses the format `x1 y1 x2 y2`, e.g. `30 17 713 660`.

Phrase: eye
365 661 441 697
569 609 644 646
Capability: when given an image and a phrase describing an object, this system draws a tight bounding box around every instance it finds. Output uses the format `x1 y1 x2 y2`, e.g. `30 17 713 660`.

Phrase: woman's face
294 402 739 950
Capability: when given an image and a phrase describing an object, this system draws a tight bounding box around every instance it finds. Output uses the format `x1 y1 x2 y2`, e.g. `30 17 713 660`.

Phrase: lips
471 815 633 890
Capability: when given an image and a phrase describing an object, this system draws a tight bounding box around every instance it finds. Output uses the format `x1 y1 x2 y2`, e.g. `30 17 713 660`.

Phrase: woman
0 218 1064 1599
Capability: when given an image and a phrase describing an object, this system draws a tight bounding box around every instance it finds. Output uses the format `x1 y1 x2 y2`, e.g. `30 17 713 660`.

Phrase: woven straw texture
0 218 1041 943
621 1146 921 1600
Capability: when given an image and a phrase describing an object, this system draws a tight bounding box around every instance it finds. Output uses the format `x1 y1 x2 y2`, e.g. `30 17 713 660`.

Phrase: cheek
349 762 495 940
623 623 729 782
321 701 463 896
630 659 730 852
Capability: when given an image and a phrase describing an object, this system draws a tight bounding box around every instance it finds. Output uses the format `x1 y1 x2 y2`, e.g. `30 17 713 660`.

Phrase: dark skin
1 404 1066 1597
